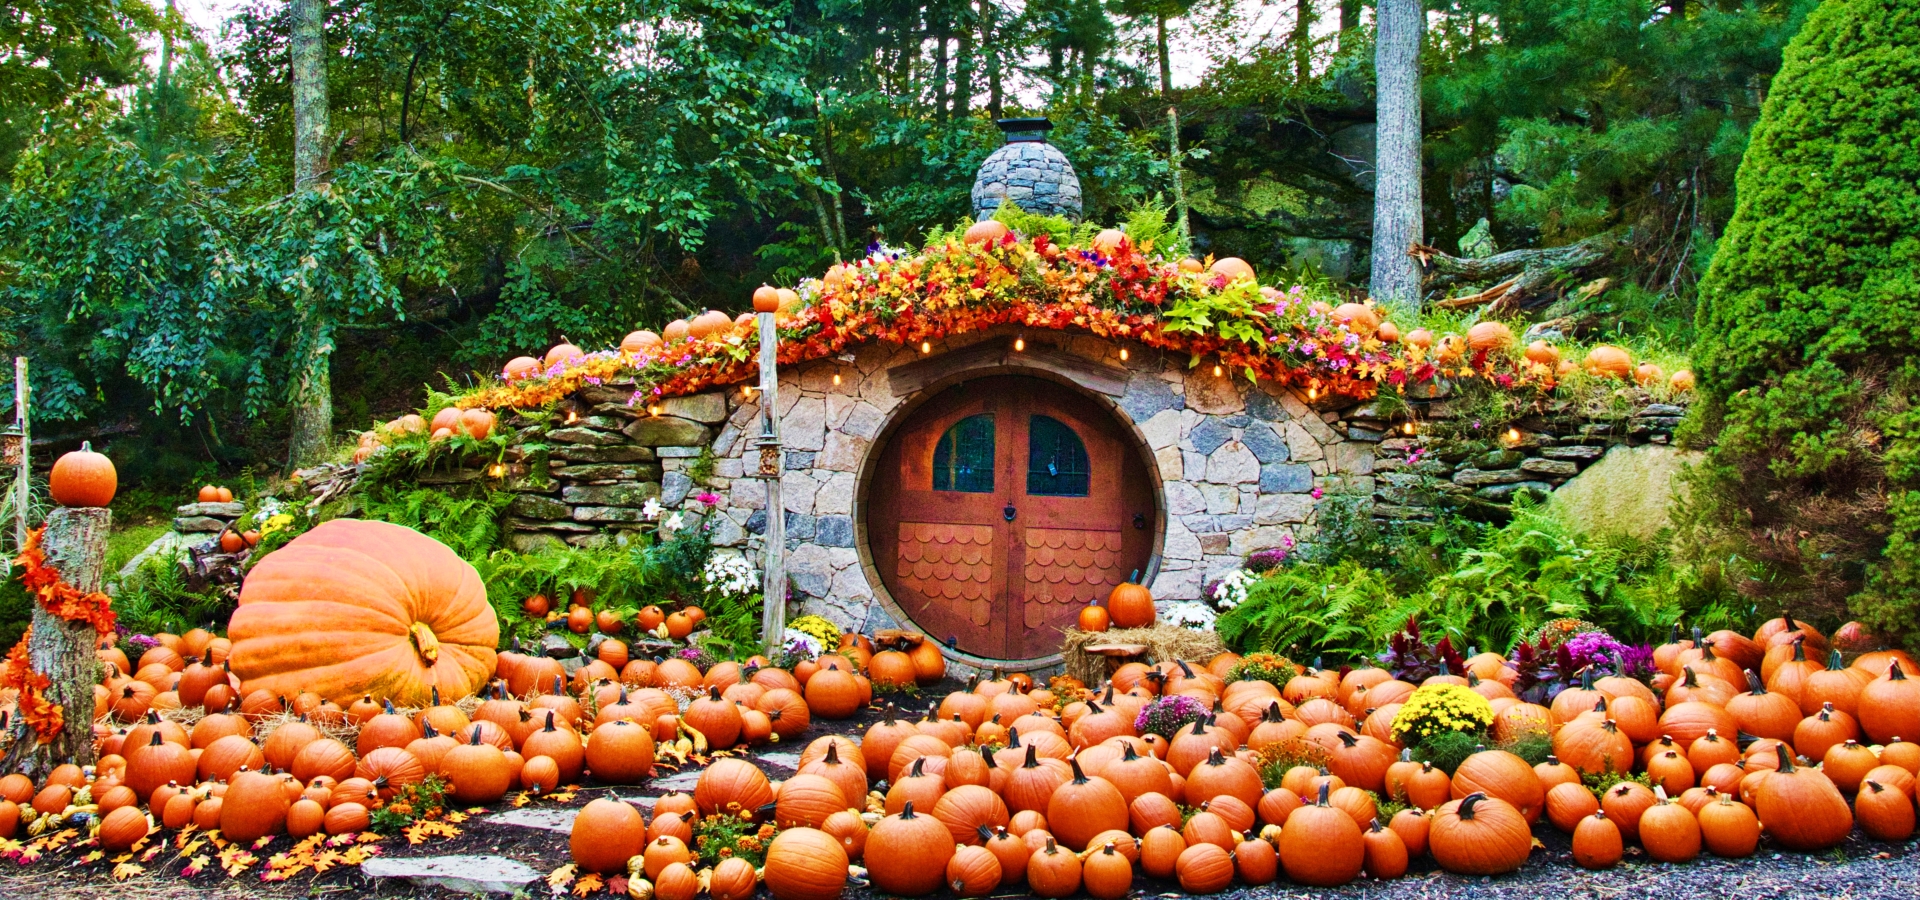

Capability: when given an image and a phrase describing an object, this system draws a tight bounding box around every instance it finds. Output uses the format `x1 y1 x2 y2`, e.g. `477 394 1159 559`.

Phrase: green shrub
110 552 235 637
1683 0 1920 646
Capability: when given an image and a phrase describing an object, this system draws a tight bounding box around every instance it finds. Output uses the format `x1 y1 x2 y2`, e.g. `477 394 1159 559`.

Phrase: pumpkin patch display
227 519 500 707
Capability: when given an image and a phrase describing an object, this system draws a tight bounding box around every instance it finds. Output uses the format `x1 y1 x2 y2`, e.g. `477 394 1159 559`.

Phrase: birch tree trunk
287 0 334 467
1369 0 1424 310
2 508 109 779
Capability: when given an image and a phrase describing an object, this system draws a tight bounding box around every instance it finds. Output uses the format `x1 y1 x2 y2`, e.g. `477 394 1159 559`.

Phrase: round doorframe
851 351 1167 673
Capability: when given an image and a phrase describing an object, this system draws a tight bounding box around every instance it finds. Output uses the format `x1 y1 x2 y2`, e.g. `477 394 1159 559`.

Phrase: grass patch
107 523 173 573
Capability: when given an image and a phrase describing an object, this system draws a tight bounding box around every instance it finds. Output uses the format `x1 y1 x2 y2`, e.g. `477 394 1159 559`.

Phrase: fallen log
1413 230 1620 311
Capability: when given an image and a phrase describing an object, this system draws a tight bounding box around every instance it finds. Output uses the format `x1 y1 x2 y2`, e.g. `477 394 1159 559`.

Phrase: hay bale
1060 626 1228 686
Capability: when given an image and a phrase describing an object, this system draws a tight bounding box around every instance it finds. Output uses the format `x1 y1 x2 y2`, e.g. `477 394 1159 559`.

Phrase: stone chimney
970 118 1084 222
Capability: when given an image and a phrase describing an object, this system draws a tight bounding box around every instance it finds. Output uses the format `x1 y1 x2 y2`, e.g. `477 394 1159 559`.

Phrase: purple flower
1310 488 1324 499
1563 631 1631 671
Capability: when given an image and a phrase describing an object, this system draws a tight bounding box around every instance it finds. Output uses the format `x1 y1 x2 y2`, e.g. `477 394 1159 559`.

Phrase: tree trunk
932 22 951 119
1156 15 1172 97
954 15 975 119
983 0 1002 118
1294 0 1315 83
1340 0 1361 39
1369 0 1423 310
2 508 109 780
1168 107 1191 246
288 0 333 467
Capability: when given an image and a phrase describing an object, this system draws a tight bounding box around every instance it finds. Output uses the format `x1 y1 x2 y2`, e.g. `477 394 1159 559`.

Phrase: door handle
1004 504 1017 522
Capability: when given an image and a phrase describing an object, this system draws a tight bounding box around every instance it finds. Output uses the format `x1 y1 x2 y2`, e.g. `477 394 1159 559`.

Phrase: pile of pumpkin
572 616 1920 900
0 629 887 852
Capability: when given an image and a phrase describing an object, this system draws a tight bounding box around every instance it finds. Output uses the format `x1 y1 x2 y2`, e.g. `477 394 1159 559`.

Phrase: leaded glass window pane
932 414 996 492
1027 415 1090 496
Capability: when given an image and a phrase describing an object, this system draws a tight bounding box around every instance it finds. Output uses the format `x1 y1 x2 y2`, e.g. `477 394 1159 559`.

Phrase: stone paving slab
361 854 542 894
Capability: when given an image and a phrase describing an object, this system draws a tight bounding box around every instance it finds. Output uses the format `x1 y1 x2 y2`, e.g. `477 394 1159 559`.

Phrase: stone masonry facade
431 329 1690 669
971 141 1084 222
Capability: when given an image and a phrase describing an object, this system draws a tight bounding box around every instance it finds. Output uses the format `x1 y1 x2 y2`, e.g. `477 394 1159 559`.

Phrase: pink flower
1310 488 1323 499
695 492 721 507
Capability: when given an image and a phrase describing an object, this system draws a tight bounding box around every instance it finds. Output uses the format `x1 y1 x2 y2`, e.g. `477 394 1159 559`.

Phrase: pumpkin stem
1457 791 1486 819
976 824 995 842
1866 780 1886 794
1069 757 1091 784
1315 782 1330 806
1420 761 1434 773
1681 666 1700 687
1821 701 1836 720
545 711 558 731
1591 695 1608 713
1206 747 1226 766
1828 649 1845 670
1368 817 1383 832
1128 569 1140 585
1176 659 1194 677
900 800 918 819
1121 744 1139 762
1579 669 1593 691
1337 731 1358 748
1263 702 1283 723
1892 661 1908 681
1745 670 1765 693
982 749 998 771
469 730 483 746
422 721 438 738
1044 837 1058 853
909 757 926 778
1775 742 1795 773
1791 636 1806 662
1022 744 1040 769
1007 727 1022 748
1086 700 1102 714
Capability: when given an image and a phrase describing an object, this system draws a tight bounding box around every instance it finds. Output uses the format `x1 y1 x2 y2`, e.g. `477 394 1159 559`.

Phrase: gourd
227 519 499 707
49 442 117 507
1105 575 1156 628
1429 792 1532 875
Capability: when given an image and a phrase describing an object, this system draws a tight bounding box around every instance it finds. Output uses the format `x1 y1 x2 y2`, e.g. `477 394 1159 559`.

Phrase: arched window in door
1027 415 1090 496
932 414 996 492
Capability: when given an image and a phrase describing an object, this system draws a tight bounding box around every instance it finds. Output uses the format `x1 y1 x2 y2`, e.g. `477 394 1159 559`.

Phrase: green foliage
1220 500 1750 660
361 487 514 562
1410 731 1485 776
109 551 235 638
1683 0 1920 646
475 545 654 642
1222 653 1297 693
0 564 30 650
368 774 452 835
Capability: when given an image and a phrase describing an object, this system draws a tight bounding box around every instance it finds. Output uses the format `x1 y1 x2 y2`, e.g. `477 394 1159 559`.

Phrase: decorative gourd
1697 793 1760 857
1584 345 1632 378
694 758 774 816
1466 320 1514 353
1208 257 1255 282
1856 779 1916 841
707 856 758 900
1429 792 1532 875
221 768 290 844
49 442 116 507
1571 811 1621 869
1450 750 1544 822
97 806 149 852
570 797 646 873
227 519 499 707
1278 784 1363 886
764 827 850 900
1753 743 1852 851
1860 661 1920 744
1172 842 1232 894
1105 574 1155 628
866 802 954 896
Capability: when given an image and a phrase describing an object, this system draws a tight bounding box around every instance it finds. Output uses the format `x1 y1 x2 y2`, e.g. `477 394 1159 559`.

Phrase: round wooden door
868 375 1156 660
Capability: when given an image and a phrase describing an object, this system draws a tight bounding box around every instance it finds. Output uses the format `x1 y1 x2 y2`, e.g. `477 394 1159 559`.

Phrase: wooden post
11 357 27 551
2 507 109 778
756 312 787 653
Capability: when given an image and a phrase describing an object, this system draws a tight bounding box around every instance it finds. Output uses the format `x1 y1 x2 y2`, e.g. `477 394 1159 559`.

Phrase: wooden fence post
2 507 109 778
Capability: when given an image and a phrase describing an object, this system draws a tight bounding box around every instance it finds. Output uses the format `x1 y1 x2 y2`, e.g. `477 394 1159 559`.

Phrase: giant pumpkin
227 520 499 707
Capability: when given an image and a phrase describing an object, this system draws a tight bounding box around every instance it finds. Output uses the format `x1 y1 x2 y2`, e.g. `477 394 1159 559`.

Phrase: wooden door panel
896 522 996 628
869 373 1156 662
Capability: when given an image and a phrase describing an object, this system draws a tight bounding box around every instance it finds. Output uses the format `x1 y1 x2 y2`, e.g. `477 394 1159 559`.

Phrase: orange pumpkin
1584 345 1632 379
49 442 117 507
227 519 499 707
964 220 1011 245
1209 257 1255 282
502 357 541 380
1078 605 1111 632
1106 579 1155 629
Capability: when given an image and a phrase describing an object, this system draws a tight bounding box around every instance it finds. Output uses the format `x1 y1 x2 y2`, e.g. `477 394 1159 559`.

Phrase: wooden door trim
887 338 1131 399
852 356 1168 670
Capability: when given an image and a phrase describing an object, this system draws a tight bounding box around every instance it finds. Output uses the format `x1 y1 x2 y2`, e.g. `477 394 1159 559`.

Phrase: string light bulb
920 340 932 354
742 385 755 399
1506 427 1522 444
1119 348 1129 361
1403 422 1416 436
1014 335 1026 352
1307 386 1319 401
565 410 578 424
487 463 507 478
832 372 842 386
648 404 661 416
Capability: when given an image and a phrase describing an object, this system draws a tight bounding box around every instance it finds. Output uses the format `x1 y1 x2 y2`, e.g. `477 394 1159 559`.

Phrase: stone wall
420 329 1685 667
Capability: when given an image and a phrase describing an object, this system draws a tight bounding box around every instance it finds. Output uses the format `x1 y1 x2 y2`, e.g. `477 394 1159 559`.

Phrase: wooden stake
11 357 27 550
756 312 786 653
1 506 109 778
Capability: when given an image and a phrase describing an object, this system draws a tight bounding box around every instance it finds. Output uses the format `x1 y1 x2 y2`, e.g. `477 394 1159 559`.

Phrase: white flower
642 498 664 521
663 511 684 532
1166 602 1218 630
781 629 823 658
703 552 759 600
1209 569 1260 611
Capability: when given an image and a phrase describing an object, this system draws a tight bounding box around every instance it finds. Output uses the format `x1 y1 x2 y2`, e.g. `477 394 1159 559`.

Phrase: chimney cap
995 118 1055 142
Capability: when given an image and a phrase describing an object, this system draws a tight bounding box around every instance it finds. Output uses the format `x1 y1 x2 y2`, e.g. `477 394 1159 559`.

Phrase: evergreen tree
1684 0 1920 642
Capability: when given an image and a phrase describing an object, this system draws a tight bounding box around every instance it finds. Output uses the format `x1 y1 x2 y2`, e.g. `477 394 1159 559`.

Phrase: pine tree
1685 0 1920 643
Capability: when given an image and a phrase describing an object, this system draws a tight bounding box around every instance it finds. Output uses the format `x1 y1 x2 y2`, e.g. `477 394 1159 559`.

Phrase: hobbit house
348 119 1687 673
